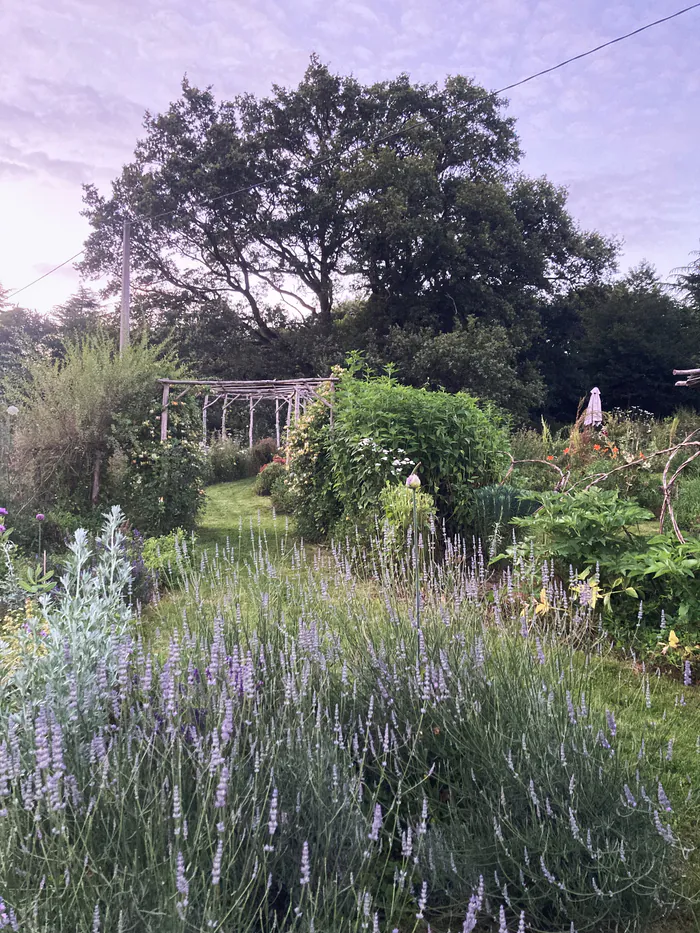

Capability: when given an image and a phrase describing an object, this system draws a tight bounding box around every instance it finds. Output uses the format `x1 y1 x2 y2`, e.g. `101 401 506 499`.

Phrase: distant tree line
2 58 700 422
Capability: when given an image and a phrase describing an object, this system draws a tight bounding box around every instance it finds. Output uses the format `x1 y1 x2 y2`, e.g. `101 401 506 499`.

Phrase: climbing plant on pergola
158 377 337 447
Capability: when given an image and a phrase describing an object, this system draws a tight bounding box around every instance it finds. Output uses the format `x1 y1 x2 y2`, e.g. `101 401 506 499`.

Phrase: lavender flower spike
300 840 311 886
368 803 383 842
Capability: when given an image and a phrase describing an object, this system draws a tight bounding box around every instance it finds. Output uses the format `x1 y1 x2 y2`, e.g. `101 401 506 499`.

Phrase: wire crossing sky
1 0 699 311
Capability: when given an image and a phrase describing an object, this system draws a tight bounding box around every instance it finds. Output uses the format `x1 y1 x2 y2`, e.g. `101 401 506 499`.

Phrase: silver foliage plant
4 506 132 719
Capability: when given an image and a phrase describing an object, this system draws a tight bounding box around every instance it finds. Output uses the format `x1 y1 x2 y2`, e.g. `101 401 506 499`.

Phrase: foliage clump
9 336 205 536
286 365 509 540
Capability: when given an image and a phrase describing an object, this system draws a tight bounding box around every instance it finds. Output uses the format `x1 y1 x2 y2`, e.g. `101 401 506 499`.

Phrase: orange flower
547 455 554 461
612 446 619 453
640 452 645 460
593 444 601 451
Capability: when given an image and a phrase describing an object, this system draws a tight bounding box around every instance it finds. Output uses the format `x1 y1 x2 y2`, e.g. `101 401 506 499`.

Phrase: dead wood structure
673 368 700 388
158 377 337 447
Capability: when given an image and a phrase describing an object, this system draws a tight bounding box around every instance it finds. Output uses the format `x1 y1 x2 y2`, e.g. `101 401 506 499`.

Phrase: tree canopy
43 58 697 421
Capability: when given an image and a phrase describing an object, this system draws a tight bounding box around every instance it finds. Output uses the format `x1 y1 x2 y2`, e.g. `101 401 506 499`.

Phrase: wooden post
203 394 209 446
221 394 228 439
249 397 254 449
91 451 103 505
119 219 131 354
160 382 170 442
275 399 280 448
285 395 292 438
330 380 335 428
294 387 300 422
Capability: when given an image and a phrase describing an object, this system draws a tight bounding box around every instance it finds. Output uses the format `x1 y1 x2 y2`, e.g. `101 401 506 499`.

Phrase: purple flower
406 472 421 490
658 782 672 812
0 508 7 515
0 526 5 534
606 709 617 737
684 661 692 687
368 802 383 842
35 513 45 522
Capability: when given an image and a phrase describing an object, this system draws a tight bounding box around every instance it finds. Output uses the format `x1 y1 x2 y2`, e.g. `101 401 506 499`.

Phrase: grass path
197 479 284 550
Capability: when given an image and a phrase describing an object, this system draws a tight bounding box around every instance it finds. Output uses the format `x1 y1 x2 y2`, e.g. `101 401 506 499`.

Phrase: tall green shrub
332 369 509 528
11 336 204 535
287 370 509 539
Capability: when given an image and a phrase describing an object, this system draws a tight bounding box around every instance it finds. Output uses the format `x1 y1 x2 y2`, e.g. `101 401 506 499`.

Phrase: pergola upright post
160 382 170 442
221 394 228 439
249 397 254 449
275 399 280 448
203 394 209 446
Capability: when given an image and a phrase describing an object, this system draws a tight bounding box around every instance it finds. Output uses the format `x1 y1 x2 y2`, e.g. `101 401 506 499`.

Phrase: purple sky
1 0 699 314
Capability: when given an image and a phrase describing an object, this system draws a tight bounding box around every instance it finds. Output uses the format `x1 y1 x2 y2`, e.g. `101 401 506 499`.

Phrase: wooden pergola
158 377 337 446
674 368 700 389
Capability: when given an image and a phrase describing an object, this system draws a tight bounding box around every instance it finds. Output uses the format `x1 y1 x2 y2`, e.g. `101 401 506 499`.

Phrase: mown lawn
197 478 286 552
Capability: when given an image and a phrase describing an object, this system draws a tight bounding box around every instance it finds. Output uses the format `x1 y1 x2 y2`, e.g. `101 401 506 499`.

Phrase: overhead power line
7 0 700 301
7 250 86 299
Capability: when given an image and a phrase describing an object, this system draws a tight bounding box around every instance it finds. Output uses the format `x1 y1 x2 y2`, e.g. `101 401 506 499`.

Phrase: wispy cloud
1 0 699 311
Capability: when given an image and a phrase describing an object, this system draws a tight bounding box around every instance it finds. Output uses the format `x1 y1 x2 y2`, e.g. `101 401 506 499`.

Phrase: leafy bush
287 367 509 540
674 475 700 531
509 488 652 571
114 437 206 536
252 459 286 496
270 476 295 514
379 483 435 553
0 506 132 718
244 437 278 474
286 395 341 541
11 336 205 535
504 489 700 650
472 484 538 549
207 437 245 483
142 528 196 588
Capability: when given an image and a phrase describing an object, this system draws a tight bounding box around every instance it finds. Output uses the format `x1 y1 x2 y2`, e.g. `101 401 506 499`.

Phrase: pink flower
35 513 45 522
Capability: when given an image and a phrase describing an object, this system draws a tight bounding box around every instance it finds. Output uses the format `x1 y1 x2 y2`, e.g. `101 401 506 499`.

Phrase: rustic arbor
673 368 700 388
158 377 336 447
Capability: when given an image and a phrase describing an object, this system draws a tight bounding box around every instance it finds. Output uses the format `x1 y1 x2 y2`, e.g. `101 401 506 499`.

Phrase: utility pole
119 219 131 353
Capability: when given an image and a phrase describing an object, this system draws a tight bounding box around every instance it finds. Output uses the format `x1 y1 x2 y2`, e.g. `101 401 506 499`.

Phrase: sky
1 0 699 315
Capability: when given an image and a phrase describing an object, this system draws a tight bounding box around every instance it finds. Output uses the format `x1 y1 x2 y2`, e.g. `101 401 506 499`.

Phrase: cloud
1 0 699 313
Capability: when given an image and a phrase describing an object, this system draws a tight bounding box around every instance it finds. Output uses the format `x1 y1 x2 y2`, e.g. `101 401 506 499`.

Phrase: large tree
80 58 615 357
561 265 700 418
0 287 55 403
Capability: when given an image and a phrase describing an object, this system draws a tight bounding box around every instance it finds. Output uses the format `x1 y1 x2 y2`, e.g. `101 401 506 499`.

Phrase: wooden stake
119 219 131 354
91 451 103 505
160 382 170 442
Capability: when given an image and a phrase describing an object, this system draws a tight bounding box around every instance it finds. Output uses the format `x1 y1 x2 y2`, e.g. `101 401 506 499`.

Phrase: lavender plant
0 516 690 932
1 506 133 720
